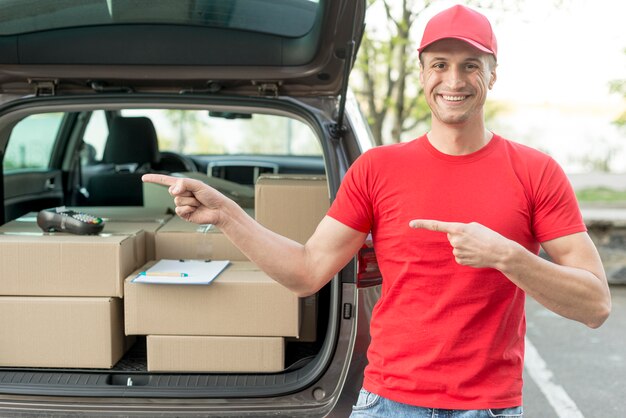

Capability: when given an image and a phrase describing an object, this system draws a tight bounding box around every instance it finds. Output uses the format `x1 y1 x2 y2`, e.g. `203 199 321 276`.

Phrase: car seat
85 116 160 206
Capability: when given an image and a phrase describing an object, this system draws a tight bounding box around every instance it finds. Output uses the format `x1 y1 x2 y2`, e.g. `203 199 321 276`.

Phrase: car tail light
356 234 382 288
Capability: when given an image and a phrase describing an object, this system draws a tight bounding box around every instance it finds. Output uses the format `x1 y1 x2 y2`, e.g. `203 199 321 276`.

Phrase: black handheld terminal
36 207 105 235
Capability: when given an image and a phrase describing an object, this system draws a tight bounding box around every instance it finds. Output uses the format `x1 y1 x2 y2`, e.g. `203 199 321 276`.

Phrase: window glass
82 110 108 165
3 113 64 172
120 109 322 156
0 0 319 37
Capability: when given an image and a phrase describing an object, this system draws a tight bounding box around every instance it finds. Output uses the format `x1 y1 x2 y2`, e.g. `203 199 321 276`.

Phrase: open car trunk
0 93 366 417
0 0 369 413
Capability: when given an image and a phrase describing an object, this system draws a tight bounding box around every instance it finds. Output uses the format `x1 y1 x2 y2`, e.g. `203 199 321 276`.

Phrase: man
143 4 611 417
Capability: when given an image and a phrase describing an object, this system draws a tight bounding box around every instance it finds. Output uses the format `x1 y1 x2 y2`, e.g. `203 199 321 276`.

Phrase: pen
139 271 189 277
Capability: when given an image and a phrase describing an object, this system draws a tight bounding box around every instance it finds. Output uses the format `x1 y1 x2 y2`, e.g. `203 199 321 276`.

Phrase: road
567 172 626 192
522 285 625 417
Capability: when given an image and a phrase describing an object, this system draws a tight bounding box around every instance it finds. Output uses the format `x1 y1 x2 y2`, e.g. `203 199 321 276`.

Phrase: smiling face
420 39 497 127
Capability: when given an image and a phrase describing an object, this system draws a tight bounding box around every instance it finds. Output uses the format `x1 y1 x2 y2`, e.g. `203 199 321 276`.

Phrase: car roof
0 0 366 97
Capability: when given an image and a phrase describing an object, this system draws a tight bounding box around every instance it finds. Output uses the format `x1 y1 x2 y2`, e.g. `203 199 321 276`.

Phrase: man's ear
419 62 425 86
488 68 497 90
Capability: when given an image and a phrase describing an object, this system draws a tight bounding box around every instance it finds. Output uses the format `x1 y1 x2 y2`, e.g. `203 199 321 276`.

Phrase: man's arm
409 219 611 328
143 174 367 297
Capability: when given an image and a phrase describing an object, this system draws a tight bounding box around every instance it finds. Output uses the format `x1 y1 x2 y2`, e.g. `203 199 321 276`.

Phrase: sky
485 0 625 173
370 0 626 173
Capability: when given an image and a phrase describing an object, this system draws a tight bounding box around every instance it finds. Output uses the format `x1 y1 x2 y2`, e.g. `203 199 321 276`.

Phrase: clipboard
132 259 230 285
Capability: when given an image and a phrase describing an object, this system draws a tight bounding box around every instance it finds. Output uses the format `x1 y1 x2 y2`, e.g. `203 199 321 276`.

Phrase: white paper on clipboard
132 259 230 285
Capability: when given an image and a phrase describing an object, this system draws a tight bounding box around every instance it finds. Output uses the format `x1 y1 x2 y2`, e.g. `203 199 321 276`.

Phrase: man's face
419 39 497 126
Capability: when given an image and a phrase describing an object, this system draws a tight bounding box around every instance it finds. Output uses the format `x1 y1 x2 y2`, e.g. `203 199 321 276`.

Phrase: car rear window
0 0 319 37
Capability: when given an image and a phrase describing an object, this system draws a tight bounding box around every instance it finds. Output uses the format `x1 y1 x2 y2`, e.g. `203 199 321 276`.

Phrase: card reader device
37 207 105 235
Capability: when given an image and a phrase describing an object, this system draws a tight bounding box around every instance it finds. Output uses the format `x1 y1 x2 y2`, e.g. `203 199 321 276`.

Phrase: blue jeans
350 388 523 417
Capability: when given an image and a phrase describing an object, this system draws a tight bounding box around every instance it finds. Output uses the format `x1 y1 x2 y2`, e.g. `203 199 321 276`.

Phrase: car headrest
103 116 160 165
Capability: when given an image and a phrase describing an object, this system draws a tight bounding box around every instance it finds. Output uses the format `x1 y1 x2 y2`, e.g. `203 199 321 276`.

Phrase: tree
164 110 202 153
351 0 524 146
353 0 431 146
161 110 225 154
576 49 626 172
609 50 626 129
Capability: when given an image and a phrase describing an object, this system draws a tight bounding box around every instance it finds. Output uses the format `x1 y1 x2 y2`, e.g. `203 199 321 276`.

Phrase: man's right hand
142 174 228 226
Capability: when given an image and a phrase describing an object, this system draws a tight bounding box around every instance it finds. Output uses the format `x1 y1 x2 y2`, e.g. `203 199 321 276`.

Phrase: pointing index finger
142 174 177 187
142 174 208 195
409 219 458 233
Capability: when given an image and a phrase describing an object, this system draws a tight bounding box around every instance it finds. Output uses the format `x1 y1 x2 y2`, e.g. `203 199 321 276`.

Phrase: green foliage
192 132 226 155
576 187 626 203
484 100 509 124
164 110 202 153
352 0 432 145
161 110 224 154
239 115 289 154
609 78 626 128
238 115 321 155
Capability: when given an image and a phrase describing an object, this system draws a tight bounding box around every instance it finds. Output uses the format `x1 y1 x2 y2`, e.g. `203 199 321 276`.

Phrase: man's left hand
409 219 513 269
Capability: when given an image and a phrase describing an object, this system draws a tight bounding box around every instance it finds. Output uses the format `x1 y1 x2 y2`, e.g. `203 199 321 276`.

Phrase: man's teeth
442 95 466 101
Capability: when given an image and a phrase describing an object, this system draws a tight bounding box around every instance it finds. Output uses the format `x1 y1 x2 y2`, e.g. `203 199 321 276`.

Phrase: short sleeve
532 158 586 242
326 151 374 233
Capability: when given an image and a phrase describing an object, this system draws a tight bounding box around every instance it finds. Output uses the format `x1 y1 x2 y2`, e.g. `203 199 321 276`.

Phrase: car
0 0 382 416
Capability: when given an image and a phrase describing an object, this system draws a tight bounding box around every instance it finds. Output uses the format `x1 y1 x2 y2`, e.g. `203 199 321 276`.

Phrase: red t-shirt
327 134 586 409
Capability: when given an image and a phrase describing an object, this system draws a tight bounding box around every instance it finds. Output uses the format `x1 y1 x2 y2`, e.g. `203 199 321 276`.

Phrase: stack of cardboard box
0 174 330 372
124 260 299 372
124 174 329 373
255 175 330 343
0 207 170 368
125 213 298 372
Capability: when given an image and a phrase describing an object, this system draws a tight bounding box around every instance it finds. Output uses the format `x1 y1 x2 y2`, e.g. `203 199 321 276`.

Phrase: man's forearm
213 201 367 297
216 199 318 296
497 240 611 328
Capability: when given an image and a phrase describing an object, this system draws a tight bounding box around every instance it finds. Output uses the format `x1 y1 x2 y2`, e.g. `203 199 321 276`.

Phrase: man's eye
433 63 446 69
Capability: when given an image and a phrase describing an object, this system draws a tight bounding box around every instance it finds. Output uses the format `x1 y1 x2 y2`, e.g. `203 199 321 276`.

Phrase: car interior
0 105 336 397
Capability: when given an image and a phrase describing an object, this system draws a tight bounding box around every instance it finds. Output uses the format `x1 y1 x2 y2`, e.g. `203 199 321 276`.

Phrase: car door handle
44 178 56 191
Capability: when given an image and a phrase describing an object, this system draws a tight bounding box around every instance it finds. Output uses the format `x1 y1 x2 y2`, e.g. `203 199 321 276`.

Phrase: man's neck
427 120 493 156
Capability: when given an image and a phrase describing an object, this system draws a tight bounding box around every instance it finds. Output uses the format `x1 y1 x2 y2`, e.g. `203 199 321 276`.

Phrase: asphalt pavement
522 285 625 417
567 173 626 192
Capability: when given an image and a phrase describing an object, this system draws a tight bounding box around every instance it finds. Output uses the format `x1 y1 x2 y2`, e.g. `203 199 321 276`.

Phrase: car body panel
0 0 366 97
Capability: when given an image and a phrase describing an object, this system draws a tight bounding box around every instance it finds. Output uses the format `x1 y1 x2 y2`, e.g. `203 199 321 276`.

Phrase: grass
576 187 626 204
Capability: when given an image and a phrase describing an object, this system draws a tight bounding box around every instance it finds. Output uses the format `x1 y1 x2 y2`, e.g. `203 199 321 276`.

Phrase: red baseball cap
418 5 497 59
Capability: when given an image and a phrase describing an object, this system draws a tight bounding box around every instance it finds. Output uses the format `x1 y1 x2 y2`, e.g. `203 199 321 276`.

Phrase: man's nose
444 68 465 89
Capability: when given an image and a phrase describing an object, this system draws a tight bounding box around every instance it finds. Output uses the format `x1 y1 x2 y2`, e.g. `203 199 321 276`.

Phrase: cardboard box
1 207 170 268
1 213 149 272
255 175 329 342
155 216 248 261
67 206 172 261
255 174 329 245
147 335 284 372
125 261 299 337
0 233 141 297
0 297 127 368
